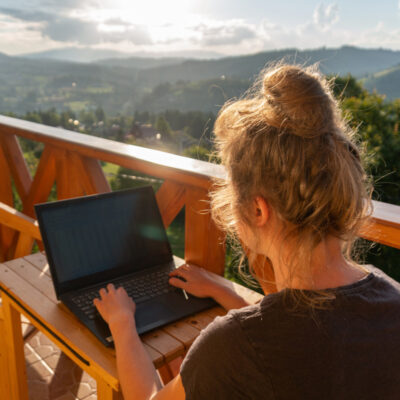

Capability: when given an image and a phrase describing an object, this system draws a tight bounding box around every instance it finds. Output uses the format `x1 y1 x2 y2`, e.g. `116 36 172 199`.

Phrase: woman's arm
94 284 185 400
169 263 251 310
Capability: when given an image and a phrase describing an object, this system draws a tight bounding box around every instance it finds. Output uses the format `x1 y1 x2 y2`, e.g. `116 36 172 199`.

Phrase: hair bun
262 65 336 138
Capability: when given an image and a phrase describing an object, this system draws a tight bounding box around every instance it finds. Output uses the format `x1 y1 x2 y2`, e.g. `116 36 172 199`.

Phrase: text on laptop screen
39 188 172 286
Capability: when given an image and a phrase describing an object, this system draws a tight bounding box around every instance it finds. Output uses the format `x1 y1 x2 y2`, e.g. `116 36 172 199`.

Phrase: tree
155 116 172 142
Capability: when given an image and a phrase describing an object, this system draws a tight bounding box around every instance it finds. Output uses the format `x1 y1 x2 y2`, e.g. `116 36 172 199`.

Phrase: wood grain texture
23 145 56 217
0 202 41 240
75 154 111 195
2 295 29 400
96 379 123 400
155 180 185 228
142 329 185 363
0 134 32 205
0 261 120 388
0 115 399 249
0 145 16 261
0 115 225 190
0 304 11 400
184 187 225 275
13 233 35 259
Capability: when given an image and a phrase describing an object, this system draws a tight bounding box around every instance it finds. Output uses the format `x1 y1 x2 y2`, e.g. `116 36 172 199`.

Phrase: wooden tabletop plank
142 330 185 363
5 258 56 300
23 252 50 276
161 321 201 349
203 306 227 319
183 311 214 331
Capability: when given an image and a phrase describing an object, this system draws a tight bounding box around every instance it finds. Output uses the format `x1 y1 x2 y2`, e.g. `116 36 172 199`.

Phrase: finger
116 286 128 296
175 267 190 278
169 277 186 289
99 288 107 299
107 283 116 292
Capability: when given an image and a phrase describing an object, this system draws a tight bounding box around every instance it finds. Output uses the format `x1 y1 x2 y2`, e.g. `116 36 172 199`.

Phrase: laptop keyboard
71 267 176 320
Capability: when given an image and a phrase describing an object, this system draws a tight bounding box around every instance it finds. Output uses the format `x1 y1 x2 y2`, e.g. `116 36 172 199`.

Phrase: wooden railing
0 114 399 275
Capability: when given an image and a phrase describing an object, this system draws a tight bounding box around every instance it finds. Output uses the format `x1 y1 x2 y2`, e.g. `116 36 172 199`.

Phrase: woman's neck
261 236 368 292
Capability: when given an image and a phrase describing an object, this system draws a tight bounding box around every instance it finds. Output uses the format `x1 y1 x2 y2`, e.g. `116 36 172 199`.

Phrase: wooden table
0 253 263 399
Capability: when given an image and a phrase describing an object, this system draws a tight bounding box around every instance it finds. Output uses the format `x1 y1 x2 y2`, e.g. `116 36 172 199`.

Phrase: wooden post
2 295 29 400
185 187 225 275
97 379 123 400
0 304 11 399
0 145 16 261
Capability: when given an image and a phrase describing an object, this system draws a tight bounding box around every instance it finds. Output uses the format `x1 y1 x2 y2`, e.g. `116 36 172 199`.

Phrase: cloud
0 7 152 46
313 3 339 31
192 20 257 46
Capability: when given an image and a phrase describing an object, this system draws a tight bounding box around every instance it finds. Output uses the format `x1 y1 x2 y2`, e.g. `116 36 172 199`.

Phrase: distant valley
1 46 399 117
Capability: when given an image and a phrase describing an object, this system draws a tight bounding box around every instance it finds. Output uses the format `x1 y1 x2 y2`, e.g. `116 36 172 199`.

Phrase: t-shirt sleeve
179 312 274 400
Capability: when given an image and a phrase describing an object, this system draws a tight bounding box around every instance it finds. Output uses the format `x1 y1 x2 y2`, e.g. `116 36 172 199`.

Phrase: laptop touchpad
135 299 174 327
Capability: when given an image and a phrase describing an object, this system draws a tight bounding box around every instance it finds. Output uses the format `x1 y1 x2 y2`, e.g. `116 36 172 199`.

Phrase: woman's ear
253 196 269 227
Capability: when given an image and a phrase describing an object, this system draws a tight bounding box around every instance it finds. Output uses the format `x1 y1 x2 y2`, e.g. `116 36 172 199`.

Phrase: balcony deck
0 115 399 399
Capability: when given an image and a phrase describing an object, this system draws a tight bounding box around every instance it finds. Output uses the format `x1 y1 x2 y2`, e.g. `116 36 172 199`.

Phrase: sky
0 0 399 57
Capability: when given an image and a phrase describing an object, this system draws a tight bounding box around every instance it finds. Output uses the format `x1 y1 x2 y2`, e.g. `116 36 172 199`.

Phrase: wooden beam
13 233 35 259
0 305 11 399
0 145 16 260
2 295 29 400
0 134 32 205
184 187 225 275
23 145 56 217
0 202 41 240
155 181 185 228
71 153 111 195
0 115 225 191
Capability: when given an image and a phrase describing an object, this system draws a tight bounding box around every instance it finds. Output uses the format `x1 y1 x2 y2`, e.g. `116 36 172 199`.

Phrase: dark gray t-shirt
180 267 400 399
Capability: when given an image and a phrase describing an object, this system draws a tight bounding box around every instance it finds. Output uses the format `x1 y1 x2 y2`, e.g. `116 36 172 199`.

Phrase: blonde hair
211 63 372 306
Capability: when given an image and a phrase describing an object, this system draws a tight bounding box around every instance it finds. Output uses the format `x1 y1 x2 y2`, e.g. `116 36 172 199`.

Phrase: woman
94 64 400 399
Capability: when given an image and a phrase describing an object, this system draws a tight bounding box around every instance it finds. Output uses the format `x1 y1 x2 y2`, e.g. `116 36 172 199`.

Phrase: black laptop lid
35 186 173 298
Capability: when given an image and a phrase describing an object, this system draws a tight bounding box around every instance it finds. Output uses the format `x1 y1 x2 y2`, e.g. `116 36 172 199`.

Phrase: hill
134 46 400 88
20 47 223 63
2 46 400 116
363 65 400 100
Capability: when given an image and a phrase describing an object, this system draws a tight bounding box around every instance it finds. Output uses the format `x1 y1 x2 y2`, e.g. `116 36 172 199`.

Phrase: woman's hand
169 263 221 298
93 283 136 331
169 263 252 310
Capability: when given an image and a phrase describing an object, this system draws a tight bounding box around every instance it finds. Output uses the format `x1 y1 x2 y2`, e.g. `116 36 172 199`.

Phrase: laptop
35 186 216 347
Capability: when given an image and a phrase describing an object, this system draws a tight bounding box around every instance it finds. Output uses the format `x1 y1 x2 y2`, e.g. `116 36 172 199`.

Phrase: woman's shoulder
180 304 273 399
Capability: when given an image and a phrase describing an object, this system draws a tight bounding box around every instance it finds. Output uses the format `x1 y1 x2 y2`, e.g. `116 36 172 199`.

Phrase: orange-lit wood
76 154 111 195
185 187 225 275
0 114 399 268
66 151 86 198
359 220 400 249
0 115 225 190
0 202 41 240
2 295 29 400
0 145 16 261
13 233 35 259
0 304 11 399
23 145 56 217
156 180 185 228
0 134 32 205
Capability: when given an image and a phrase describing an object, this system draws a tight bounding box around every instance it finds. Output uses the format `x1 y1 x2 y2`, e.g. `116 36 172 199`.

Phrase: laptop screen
35 187 173 297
